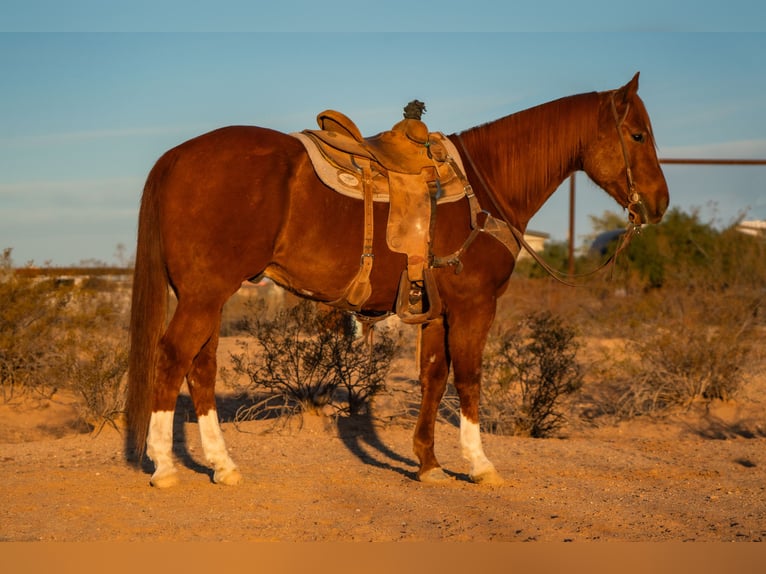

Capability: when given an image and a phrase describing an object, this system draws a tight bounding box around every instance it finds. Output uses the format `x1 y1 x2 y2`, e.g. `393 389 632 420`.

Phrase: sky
1 2 765 266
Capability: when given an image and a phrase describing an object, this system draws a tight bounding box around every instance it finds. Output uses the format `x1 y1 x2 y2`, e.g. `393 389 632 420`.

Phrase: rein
449 93 644 286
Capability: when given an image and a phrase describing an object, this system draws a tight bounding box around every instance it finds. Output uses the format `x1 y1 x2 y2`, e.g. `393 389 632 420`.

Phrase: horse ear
616 72 640 103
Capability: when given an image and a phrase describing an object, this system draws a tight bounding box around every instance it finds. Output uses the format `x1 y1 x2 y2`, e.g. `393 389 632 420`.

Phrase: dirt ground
2 336 766 544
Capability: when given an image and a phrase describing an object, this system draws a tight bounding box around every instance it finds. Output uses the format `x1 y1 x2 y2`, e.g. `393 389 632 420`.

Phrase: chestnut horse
126 73 668 487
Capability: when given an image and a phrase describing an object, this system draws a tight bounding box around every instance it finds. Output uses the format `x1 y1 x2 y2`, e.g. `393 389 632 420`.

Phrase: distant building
737 220 766 237
517 230 550 260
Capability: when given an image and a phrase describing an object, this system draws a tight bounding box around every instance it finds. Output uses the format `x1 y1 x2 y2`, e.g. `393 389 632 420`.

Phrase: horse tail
125 152 174 463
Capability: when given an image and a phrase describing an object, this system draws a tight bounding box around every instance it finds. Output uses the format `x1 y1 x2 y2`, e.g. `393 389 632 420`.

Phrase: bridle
610 91 649 226
444 91 647 286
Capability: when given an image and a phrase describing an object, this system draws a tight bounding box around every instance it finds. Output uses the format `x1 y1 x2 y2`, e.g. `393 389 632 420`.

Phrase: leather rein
443 91 644 286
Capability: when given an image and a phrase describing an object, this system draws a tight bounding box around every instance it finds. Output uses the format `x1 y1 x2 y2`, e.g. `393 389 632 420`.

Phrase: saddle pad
292 131 468 205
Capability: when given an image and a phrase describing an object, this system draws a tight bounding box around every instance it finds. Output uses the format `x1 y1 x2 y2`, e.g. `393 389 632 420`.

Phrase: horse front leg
450 305 504 485
413 317 452 483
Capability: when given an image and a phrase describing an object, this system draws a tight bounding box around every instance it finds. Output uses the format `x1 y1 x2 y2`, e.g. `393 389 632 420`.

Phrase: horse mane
456 91 602 223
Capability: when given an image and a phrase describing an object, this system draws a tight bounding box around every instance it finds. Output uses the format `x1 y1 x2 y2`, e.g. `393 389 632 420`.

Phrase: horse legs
413 318 452 483
412 305 503 485
449 306 504 485
145 297 228 487
186 323 242 486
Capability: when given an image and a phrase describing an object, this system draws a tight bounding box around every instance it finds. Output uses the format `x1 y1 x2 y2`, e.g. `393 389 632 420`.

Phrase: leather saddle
292 101 470 323
311 109 436 174
294 110 467 203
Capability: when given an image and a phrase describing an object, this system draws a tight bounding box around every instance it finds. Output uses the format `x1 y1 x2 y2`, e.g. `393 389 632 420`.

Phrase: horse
126 72 669 488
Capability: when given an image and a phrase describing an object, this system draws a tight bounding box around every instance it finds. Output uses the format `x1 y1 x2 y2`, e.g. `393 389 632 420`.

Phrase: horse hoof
214 467 243 486
150 469 181 488
470 468 505 486
418 467 453 484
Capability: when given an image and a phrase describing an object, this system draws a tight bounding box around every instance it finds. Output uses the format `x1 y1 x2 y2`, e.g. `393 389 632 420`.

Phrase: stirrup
395 268 442 324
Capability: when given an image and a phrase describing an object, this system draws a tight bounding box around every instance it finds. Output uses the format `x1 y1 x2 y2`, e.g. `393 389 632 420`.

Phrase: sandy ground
2 337 766 544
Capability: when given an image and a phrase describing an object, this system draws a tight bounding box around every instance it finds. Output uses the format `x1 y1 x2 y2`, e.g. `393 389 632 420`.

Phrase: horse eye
631 133 646 143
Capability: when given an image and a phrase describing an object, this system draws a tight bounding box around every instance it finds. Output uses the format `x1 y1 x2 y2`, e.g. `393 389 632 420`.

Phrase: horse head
583 72 669 225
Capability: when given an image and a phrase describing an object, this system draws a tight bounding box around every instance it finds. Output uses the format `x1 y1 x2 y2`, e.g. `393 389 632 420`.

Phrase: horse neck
456 91 601 229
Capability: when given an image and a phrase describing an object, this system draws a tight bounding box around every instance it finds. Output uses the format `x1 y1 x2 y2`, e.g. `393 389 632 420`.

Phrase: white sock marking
146 410 176 479
459 413 496 477
198 410 239 476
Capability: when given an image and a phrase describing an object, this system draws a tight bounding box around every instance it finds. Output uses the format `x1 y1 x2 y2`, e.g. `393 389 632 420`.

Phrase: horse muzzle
627 194 649 225
628 189 668 225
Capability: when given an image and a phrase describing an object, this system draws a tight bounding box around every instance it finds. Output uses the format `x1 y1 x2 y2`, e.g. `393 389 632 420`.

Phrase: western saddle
293 101 471 323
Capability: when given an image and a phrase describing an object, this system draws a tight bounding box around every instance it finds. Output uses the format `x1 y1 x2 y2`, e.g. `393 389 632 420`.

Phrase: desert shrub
0 248 129 430
451 311 583 437
597 288 758 419
60 287 129 432
223 300 396 426
0 249 71 401
571 208 765 419
63 337 128 433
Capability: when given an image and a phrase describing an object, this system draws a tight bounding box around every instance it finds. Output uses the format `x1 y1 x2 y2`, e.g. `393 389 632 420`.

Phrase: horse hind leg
145 324 188 488
145 410 179 488
187 325 242 486
145 297 232 487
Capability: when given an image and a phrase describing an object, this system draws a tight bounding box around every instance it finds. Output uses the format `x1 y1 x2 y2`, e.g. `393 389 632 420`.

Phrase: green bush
514 240 570 278
588 207 766 293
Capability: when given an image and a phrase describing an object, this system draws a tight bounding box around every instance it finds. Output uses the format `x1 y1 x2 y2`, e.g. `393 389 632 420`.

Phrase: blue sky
1 2 765 266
